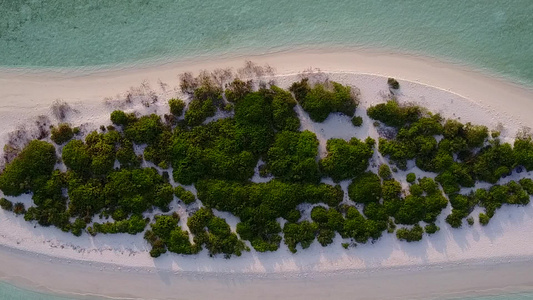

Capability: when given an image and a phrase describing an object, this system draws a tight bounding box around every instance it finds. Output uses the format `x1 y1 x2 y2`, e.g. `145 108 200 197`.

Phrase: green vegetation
1 77 532 259
378 164 392 180
0 198 13 211
290 78 358 122
144 214 197 257
396 224 423 242
319 137 374 182
0 140 57 196
187 208 248 258
406 173 416 183
168 98 186 116
174 186 196 205
387 78 400 90
51 123 74 145
348 172 382 204
89 215 148 236
351 116 363 127
424 223 439 234
266 130 320 183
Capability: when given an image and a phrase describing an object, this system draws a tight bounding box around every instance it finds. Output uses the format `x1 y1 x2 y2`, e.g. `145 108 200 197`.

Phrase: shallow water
1 1 533 85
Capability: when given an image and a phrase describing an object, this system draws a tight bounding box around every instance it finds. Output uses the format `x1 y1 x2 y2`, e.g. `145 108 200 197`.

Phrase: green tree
0 140 57 196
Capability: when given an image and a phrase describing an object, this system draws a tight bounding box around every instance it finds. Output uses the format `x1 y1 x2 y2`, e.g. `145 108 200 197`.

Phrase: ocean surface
1 0 533 86
1 0 533 299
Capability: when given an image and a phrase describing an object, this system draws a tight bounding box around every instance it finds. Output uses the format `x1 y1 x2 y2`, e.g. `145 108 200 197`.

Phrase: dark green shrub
13 202 25 215
270 86 301 132
348 172 382 204
378 164 392 180
184 98 217 127
320 137 374 182
50 123 74 145
124 114 165 145
0 140 57 196
396 224 423 242
175 186 196 205
225 79 253 103
110 110 136 126
266 130 320 183
290 79 358 122
479 212 490 226
283 221 318 253
62 139 92 175
71 218 86 236
519 178 533 195
387 78 400 90
467 216 474 226
351 116 363 127
446 209 466 228
424 223 439 234
367 100 422 128
515 137 533 171
168 98 186 116
0 198 13 211
406 173 416 183
116 140 141 169
188 208 248 257
145 214 197 256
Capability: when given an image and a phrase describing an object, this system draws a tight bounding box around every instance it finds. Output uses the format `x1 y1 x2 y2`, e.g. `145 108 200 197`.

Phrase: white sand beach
0 50 533 299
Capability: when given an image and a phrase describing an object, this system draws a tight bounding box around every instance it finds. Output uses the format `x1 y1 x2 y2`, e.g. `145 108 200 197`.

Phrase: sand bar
1 50 533 299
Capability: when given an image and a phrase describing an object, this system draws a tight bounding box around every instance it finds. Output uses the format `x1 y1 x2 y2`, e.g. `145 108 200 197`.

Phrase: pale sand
0 50 533 299
1 245 533 300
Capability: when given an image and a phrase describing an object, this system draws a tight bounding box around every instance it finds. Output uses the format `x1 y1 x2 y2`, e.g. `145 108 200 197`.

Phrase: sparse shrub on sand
51 123 74 145
290 78 358 122
168 98 186 116
396 224 423 242
387 78 400 90
351 116 363 127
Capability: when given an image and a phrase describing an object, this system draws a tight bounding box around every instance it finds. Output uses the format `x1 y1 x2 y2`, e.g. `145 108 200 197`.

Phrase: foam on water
1 0 533 86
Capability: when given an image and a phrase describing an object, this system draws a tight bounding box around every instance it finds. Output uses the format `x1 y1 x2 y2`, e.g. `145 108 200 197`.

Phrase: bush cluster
319 137 374 182
144 214 197 257
197 179 343 252
187 207 248 258
50 123 74 145
2 78 533 257
290 79 358 122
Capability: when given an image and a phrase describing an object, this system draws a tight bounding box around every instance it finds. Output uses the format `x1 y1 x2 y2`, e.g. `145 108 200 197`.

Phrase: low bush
387 78 400 90
0 198 13 211
378 164 392 180
351 116 363 127
424 223 439 234
168 98 186 116
396 224 423 242
50 123 74 145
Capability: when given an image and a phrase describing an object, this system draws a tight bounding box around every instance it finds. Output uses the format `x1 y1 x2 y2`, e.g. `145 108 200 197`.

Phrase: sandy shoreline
1 49 533 131
1 245 533 300
1 50 533 299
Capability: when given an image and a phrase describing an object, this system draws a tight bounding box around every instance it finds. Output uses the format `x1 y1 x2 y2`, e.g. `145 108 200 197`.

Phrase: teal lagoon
1 0 533 86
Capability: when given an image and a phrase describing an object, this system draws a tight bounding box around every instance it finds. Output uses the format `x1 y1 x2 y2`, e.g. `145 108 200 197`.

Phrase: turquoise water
449 293 533 300
0 281 83 300
1 0 533 86
1 0 533 299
